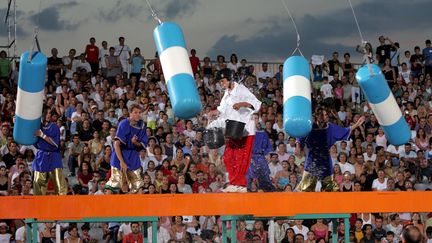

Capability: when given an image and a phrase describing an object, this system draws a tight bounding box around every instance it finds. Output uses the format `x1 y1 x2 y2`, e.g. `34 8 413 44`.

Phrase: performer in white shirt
208 68 261 192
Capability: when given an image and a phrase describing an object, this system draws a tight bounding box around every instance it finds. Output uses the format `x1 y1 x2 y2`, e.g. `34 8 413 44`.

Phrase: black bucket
203 128 225 149
225 120 245 140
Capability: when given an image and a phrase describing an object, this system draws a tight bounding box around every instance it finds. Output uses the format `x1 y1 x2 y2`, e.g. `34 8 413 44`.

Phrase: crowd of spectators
0 35 431 242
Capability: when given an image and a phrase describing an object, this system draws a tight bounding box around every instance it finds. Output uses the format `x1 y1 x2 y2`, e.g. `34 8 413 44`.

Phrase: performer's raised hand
34 129 42 137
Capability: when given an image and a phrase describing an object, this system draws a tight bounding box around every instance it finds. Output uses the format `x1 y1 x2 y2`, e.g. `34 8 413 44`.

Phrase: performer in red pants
208 68 261 192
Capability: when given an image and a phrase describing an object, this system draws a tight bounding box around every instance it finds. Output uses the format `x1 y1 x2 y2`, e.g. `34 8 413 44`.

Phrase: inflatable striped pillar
356 64 410 145
153 22 201 119
283 56 312 137
13 51 47 145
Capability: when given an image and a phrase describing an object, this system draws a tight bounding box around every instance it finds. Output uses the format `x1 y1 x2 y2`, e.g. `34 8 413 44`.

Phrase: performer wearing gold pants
33 111 67 195
295 108 364 192
106 104 147 193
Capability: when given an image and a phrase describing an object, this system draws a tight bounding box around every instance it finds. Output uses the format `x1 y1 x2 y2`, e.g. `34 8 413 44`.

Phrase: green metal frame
25 216 158 243
221 214 350 243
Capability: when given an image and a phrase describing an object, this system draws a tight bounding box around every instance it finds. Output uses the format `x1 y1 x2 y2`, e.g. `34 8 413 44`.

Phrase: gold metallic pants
296 171 339 192
33 168 68 195
106 167 144 193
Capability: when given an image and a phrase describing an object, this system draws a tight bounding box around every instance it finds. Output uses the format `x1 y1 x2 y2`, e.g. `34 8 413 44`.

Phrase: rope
280 0 303 57
27 0 43 62
145 0 162 25
347 0 373 75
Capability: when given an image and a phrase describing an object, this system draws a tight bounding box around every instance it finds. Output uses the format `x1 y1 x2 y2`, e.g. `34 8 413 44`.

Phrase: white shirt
321 83 333 98
269 163 283 179
372 178 388 191
62 56 79 79
386 145 403 157
216 83 261 135
363 153 377 162
118 223 131 238
147 226 171 243
15 226 25 242
115 44 131 71
291 225 309 239
99 48 109 68
338 162 355 174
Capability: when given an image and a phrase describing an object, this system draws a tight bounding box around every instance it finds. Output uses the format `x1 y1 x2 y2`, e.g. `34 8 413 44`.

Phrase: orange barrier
0 192 431 220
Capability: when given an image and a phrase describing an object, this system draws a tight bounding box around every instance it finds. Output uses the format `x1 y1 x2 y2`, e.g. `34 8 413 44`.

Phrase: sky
0 0 430 63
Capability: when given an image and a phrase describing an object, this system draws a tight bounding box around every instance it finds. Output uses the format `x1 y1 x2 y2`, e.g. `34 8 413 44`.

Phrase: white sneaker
221 185 247 193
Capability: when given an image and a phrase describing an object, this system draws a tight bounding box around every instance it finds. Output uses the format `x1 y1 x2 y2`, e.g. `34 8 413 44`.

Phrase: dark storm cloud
98 0 200 22
208 0 431 61
162 0 200 19
98 0 144 22
29 2 80 31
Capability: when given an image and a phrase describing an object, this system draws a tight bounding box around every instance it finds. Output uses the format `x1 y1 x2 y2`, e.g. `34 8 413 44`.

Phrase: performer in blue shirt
106 104 148 193
33 110 67 195
296 108 364 191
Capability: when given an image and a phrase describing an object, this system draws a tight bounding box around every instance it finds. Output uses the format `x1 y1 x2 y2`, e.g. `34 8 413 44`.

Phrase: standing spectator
106 47 122 85
99 40 109 77
47 48 63 85
423 40 432 76
115 36 131 78
0 51 11 89
227 53 241 73
376 36 395 66
62 49 78 79
85 37 99 76
129 47 145 80
326 52 340 77
189 49 200 75
410 46 424 78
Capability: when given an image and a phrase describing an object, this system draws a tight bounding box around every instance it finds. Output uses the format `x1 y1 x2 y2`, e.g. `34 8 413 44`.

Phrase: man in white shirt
320 77 334 107
99 40 109 77
268 153 283 180
62 49 79 79
363 144 377 162
115 36 131 77
256 62 273 89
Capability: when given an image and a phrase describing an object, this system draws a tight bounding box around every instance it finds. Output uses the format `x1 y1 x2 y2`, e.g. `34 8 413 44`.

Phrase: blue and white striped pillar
356 64 410 145
153 22 201 119
283 56 312 138
13 51 47 145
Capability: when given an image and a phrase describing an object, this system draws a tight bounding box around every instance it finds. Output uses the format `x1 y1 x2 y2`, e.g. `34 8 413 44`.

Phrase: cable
347 0 373 75
28 0 43 62
145 0 162 25
280 0 303 56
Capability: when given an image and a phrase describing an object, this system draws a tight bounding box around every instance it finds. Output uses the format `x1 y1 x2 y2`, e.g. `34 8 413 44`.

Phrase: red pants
223 135 255 186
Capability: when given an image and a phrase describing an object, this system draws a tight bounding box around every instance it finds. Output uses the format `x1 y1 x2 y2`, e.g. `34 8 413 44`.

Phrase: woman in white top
227 53 241 73
375 127 388 150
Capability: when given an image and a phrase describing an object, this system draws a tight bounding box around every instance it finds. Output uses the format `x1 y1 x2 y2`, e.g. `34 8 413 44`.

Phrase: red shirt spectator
192 171 209 193
189 49 200 74
122 222 143 243
85 38 99 64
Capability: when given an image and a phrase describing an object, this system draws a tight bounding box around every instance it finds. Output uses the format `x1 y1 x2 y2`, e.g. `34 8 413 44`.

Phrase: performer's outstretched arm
349 116 365 131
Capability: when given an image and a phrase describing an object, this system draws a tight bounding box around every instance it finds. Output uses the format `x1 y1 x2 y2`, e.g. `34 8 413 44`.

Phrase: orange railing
1 191 431 220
